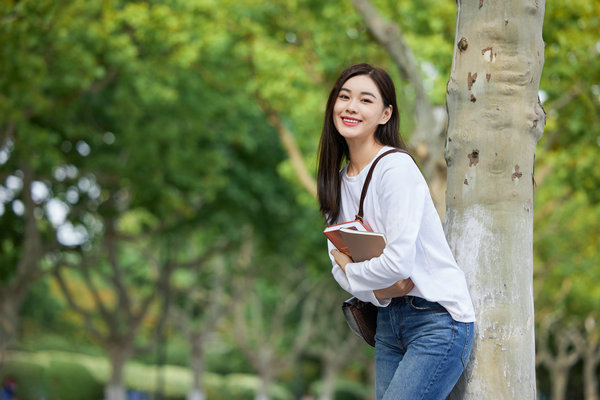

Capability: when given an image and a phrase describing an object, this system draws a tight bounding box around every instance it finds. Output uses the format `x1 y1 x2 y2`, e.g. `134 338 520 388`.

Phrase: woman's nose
346 98 358 112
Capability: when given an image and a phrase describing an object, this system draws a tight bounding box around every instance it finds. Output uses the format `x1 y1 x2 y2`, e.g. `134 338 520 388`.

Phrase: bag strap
355 148 413 222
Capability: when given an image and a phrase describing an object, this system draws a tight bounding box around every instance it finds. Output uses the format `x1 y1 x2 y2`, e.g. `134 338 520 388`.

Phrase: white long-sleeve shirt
328 146 475 322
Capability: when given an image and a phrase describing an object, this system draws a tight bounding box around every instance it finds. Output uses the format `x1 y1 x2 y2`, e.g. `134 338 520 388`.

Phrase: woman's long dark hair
317 63 406 224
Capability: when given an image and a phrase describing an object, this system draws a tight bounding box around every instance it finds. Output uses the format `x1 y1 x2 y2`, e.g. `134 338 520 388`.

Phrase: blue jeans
374 296 474 400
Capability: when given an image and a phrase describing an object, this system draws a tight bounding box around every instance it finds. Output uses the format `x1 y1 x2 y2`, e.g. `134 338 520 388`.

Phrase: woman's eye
362 98 373 103
339 94 349 99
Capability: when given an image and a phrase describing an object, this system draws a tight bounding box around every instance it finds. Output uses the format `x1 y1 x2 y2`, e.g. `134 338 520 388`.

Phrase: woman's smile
341 116 361 126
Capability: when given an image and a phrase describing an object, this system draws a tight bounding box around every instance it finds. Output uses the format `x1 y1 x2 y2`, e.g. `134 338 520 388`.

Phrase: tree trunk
445 1 545 398
104 385 126 400
536 322 580 400
186 389 206 400
0 295 20 357
0 167 46 355
550 369 569 400
579 318 600 400
583 356 600 400
319 360 338 400
255 374 272 400
104 345 131 400
187 337 206 400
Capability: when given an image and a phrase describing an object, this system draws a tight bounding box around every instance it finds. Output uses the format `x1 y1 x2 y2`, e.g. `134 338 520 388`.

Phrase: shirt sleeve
327 238 391 307
344 155 428 292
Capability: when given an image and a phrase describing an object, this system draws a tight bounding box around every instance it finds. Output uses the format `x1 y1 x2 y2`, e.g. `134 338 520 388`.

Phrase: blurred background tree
0 0 598 399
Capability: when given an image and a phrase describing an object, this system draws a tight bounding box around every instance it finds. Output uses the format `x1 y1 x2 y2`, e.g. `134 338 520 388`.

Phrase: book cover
338 228 386 262
323 221 386 262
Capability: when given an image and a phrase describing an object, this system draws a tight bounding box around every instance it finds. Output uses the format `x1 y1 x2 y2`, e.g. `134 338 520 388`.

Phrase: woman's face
332 74 392 143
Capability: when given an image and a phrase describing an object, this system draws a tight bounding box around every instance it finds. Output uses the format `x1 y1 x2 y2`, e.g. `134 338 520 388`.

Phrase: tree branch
256 97 317 199
104 221 133 320
52 264 103 340
77 256 113 323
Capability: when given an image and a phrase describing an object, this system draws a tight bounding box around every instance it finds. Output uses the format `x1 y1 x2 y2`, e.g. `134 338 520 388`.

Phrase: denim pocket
460 322 474 368
408 296 446 312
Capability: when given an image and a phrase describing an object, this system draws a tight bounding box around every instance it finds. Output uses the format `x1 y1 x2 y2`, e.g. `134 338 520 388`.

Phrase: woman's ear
379 105 393 125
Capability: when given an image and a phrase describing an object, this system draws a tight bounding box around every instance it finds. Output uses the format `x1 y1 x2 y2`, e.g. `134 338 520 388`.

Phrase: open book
323 221 387 262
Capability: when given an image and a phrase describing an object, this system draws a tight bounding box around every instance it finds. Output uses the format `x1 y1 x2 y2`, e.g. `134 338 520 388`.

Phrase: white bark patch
446 204 536 398
481 47 495 63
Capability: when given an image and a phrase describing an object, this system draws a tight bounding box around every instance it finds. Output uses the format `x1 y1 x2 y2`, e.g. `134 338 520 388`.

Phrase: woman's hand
374 278 414 301
330 249 352 273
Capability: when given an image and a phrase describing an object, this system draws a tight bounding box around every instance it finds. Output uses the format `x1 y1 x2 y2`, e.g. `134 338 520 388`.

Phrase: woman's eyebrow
340 87 378 98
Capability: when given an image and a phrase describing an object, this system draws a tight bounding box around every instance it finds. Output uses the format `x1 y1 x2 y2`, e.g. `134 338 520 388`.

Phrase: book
323 220 368 257
323 221 387 262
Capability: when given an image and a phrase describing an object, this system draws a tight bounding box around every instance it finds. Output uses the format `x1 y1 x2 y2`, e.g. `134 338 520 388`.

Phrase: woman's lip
341 117 360 126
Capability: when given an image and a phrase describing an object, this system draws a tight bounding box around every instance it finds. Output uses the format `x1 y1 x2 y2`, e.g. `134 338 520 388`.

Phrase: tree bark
583 351 600 400
0 296 20 359
445 1 545 398
319 361 338 400
255 374 273 400
187 334 207 400
105 344 131 400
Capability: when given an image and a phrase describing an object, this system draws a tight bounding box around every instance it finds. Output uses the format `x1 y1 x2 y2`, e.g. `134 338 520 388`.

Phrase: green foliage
19 279 66 334
533 148 600 321
0 359 103 400
541 0 600 146
533 0 600 329
203 339 254 376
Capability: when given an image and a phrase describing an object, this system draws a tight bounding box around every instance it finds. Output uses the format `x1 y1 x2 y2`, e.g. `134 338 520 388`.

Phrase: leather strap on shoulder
355 148 414 222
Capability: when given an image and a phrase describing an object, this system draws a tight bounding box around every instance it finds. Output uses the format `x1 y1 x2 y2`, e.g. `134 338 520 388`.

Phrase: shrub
205 373 292 400
44 360 104 400
0 360 46 400
0 358 103 400
310 378 371 400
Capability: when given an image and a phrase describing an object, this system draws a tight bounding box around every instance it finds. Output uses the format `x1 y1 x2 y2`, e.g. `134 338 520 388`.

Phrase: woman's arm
331 249 414 300
374 279 414 300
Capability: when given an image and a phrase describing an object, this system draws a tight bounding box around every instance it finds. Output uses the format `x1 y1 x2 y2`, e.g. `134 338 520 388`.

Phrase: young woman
317 63 475 400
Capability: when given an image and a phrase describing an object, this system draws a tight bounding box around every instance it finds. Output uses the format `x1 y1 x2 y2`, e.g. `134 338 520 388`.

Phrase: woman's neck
346 139 384 177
